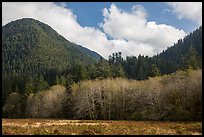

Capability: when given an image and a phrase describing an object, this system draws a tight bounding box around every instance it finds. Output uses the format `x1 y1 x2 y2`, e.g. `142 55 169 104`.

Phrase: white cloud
2 2 187 59
166 2 202 25
111 39 155 57
101 4 186 57
2 2 114 58
102 4 148 42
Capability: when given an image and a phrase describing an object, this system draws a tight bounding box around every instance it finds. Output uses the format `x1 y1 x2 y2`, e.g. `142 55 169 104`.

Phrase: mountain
74 44 102 61
2 18 102 76
121 26 202 80
153 26 202 74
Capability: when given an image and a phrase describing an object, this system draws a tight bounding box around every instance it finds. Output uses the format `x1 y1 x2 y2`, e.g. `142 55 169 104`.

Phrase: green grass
2 119 202 135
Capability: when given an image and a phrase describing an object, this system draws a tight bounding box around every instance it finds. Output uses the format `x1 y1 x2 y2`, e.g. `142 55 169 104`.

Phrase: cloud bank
166 2 202 25
102 4 186 56
2 2 187 59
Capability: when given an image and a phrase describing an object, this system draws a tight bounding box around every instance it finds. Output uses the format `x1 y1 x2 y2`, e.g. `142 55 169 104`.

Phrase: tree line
3 69 202 121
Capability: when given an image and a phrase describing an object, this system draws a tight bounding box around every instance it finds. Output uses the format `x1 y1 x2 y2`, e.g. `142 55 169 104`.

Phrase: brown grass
2 119 202 135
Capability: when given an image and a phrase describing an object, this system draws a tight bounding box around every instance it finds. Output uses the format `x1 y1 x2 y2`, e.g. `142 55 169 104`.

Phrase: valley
2 2 202 135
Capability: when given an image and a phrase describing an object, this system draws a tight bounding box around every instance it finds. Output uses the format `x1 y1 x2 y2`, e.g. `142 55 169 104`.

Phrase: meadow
2 119 202 135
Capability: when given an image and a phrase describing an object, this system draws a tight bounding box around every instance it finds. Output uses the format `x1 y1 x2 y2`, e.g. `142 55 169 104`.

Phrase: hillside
2 18 106 105
74 44 102 61
2 18 101 77
154 26 202 73
120 26 202 80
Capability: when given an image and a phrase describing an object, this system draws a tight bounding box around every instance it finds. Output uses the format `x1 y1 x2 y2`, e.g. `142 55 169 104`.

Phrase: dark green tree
36 75 49 91
184 46 200 70
25 78 35 96
59 75 66 86
55 75 60 85
150 64 161 77
71 64 87 83
96 58 112 79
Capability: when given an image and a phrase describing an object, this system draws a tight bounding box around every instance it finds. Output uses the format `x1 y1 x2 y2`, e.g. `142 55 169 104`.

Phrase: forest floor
2 119 202 135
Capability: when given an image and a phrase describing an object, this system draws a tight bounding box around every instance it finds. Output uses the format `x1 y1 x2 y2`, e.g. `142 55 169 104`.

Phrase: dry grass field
2 119 202 135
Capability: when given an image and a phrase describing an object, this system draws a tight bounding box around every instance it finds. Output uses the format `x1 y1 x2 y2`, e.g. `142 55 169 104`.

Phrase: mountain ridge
2 18 102 76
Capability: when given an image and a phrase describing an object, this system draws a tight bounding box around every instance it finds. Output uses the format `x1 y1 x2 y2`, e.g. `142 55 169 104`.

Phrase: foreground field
2 119 202 135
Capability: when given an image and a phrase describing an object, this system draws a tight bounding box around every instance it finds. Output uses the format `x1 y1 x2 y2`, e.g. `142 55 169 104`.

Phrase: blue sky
2 2 202 58
65 2 199 33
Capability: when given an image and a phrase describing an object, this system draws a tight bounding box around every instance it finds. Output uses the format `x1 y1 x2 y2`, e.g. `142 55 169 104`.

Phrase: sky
2 2 202 59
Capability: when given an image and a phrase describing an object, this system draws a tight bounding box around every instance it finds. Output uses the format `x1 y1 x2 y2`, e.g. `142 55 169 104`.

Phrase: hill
119 26 202 80
74 44 102 61
2 18 104 105
155 26 202 73
2 18 102 77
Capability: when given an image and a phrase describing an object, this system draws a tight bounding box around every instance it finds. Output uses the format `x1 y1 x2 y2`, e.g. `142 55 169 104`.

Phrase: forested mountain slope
2 18 101 77
2 18 104 105
119 26 202 80
154 26 202 73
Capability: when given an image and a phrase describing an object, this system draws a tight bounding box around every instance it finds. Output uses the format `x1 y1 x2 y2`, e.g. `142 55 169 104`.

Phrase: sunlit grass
2 119 202 135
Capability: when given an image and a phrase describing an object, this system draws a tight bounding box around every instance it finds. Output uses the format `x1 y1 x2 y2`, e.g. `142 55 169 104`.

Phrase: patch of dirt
190 132 202 135
3 120 109 128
